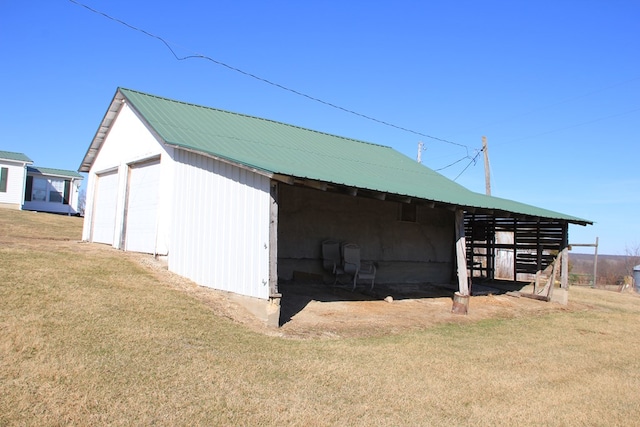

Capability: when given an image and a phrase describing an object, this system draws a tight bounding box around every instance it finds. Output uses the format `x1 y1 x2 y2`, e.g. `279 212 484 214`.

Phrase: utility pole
417 141 424 163
482 136 491 196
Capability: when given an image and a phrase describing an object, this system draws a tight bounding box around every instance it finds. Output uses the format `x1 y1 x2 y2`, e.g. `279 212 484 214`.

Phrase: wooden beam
344 186 358 196
393 196 412 204
520 293 550 302
299 179 327 191
272 174 294 185
455 209 470 296
359 190 386 200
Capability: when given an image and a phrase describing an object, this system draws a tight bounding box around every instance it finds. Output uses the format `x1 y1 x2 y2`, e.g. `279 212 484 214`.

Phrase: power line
453 149 483 182
68 0 471 150
441 104 640 181
459 75 640 135
435 155 471 172
497 106 640 146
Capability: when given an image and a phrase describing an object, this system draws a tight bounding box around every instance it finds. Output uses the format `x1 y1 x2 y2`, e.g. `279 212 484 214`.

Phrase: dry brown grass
2 209 640 426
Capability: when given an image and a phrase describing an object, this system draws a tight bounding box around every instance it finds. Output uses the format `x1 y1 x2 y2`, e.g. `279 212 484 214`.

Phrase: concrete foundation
229 293 281 328
551 288 569 305
0 202 21 210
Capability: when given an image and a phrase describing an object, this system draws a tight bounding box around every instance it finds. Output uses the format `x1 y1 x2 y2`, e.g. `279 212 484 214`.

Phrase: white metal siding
169 149 272 300
91 170 119 244
124 160 160 253
0 161 27 208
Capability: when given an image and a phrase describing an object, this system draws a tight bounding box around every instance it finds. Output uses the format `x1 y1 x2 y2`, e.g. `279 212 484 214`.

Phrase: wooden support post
534 270 541 294
513 219 518 282
547 258 558 300
560 248 569 289
455 209 469 296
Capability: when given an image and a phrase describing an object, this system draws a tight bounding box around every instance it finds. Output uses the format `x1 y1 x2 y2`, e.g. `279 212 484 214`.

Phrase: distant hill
569 253 640 285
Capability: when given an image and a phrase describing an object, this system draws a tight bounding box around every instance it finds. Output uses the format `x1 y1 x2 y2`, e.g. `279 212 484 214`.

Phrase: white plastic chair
338 243 376 291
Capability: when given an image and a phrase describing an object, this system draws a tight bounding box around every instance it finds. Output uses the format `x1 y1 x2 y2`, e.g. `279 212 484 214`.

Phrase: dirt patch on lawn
274 281 577 339
124 251 581 340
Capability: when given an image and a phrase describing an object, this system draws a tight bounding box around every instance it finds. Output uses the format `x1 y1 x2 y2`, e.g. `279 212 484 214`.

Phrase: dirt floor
275 280 575 339
127 251 578 339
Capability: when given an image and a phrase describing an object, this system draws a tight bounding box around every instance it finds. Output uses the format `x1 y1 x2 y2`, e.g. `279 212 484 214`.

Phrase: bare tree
78 188 86 217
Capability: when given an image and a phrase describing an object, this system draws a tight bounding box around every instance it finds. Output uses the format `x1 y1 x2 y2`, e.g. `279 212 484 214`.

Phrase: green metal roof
83 88 591 225
0 150 33 163
27 166 83 179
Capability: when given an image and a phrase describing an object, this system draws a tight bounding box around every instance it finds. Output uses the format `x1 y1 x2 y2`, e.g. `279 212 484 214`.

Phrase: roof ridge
118 87 392 150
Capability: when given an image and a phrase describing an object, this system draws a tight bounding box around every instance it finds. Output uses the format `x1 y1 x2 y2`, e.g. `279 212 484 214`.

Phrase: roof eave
78 89 126 173
164 142 274 179
272 172 593 226
0 158 33 166
27 169 84 180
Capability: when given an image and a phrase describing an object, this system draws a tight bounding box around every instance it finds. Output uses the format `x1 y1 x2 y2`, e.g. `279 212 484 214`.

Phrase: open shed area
78 88 591 326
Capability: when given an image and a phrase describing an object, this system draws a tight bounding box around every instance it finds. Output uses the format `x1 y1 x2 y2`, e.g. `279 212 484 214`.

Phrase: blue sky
1 0 638 255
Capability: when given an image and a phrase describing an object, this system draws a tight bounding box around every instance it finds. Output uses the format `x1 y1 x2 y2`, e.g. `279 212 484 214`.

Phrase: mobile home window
49 179 64 203
31 178 47 201
28 177 70 203
0 167 7 192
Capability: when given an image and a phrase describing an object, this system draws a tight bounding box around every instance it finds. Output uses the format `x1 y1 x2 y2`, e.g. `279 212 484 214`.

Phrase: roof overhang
271 173 592 227
78 89 126 173
0 158 33 166
27 167 83 181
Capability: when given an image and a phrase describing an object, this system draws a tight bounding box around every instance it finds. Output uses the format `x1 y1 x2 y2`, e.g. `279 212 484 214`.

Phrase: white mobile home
23 167 84 215
80 88 591 326
0 150 33 210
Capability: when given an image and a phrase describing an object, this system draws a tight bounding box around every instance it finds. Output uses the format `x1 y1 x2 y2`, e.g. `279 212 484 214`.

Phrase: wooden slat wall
464 214 568 281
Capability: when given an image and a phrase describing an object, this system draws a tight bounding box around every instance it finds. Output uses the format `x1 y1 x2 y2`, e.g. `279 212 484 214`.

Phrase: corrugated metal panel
169 149 271 300
112 88 590 225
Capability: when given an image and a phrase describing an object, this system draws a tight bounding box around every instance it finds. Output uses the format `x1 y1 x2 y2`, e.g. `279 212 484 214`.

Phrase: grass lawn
1 209 640 426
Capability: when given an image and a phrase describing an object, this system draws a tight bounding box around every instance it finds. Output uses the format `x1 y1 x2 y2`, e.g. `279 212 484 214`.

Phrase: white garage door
124 159 160 254
91 170 119 245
